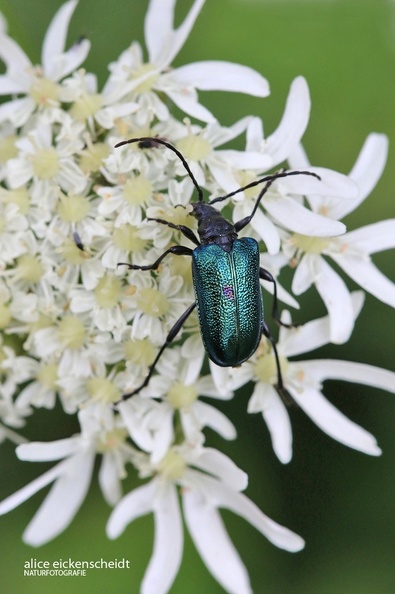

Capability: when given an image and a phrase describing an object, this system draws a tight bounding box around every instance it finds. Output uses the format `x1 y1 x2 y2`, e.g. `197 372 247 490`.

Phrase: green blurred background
0 0 394 593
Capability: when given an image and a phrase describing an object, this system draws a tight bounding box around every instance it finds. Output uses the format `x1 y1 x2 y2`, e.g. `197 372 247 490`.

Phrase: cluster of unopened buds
0 1 394 593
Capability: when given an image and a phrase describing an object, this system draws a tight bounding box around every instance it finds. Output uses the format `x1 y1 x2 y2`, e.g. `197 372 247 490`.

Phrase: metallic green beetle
116 137 320 401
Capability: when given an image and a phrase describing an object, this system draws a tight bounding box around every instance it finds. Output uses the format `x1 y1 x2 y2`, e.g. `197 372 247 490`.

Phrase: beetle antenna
115 137 204 202
209 169 321 205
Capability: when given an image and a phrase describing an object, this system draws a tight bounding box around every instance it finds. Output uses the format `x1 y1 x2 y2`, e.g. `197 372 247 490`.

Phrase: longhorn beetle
116 137 321 402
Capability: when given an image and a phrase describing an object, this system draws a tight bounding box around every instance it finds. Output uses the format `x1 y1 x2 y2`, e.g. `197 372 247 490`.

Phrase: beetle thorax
192 202 237 252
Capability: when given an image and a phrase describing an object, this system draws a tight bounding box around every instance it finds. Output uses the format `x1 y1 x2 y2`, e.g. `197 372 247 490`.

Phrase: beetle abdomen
192 237 263 366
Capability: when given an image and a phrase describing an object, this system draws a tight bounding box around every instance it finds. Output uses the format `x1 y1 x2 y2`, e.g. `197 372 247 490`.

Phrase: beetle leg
118 245 193 271
259 267 297 329
147 217 200 246
234 177 277 232
119 302 197 402
261 320 295 406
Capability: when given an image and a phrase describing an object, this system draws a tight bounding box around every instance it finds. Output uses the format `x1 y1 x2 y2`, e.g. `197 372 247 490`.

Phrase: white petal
0 32 31 77
146 0 205 67
183 486 252 594
332 253 395 307
0 459 69 515
23 451 95 546
282 291 364 357
142 483 183 594
302 359 395 394
190 401 237 440
246 117 264 151
165 89 216 122
57 38 91 80
345 133 389 217
287 141 309 169
107 480 156 539
340 219 395 254
194 447 247 490
248 383 293 464
280 167 359 200
250 208 280 254
99 452 122 506
16 437 80 461
216 149 272 170
0 74 26 94
265 76 310 167
313 257 355 343
291 254 315 295
42 0 79 78
265 195 346 236
289 384 381 456
208 161 240 193
172 61 269 97
202 474 305 551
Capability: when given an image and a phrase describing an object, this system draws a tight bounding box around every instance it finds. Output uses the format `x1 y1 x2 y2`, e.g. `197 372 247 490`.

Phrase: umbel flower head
0 2 394 593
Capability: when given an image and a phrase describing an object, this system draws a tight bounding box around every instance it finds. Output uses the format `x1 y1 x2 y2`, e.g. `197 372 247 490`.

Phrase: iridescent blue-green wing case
192 237 264 366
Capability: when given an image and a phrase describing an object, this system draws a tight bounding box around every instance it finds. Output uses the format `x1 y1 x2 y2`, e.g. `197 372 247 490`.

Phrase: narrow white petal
42 0 79 78
172 61 269 97
265 76 310 167
301 359 395 394
246 117 264 152
291 254 315 295
145 0 176 64
16 437 80 461
289 384 381 456
191 401 237 440
0 74 26 94
23 451 95 546
250 208 280 254
262 276 300 309
248 384 293 464
99 453 122 506
216 149 272 170
283 291 364 357
202 474 305 551
218 115 254 144
0 459 69 515
280 167 359 200
288 140 310 169
0 32 31 74
346 133 389 216
107 480 156 538
56 38 91 80
183 487 252 594
332 253 395 307
0 97 35 127
313 257 355 343
141 483 183 594
165 89 216 122
208 162 240 193
146 0 205 67
340 219 395 254
265 195 346 236
194 447 247 490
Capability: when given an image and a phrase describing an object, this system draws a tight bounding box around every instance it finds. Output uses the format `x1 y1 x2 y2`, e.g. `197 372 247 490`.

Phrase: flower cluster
0 1 394 593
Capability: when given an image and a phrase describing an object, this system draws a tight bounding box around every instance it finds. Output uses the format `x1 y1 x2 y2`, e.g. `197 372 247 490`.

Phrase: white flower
225 293 395 464
0 0 90 126
107 441 304 594
6 118 87 198
0 405 133 546
102 0 269 123
171 117 272 191
119 340 235 463
286 132 395 342
246 75 311 170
